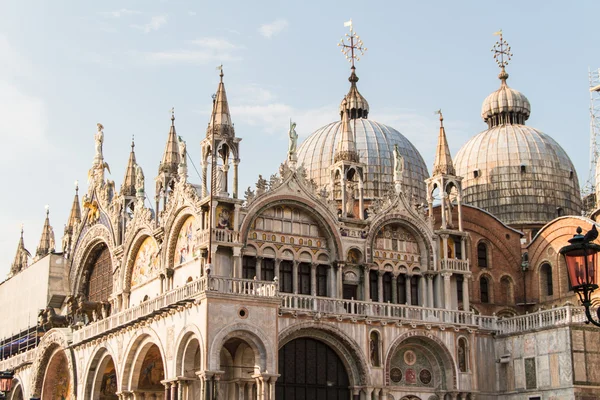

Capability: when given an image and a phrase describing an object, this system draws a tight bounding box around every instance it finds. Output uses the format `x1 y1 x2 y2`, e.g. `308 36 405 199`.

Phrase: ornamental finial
337 20 367 69
435 109 444 127
491 30 512 82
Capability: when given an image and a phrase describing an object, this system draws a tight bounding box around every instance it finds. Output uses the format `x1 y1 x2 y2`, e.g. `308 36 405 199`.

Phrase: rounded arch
174 324 204 377
209 323 274 373
70 224 116 294
83 346 119 399
30 329 75 398
120 329 168 392
366 214 433 270
121 232 155 293
278 322 370 387
537 260 554 298
10 379 24 400
240 196 342 261
456 335 470 373
385 331 457 390
475 239 492 269
164 208 198 269
499 274 516 305
477 272 494 304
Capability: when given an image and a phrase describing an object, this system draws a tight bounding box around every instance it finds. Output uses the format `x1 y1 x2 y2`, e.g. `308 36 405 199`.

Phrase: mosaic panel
131 236 160 288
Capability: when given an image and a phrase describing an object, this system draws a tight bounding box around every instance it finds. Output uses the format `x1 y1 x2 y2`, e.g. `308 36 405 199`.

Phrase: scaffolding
0 326 42 361
582 68 600 213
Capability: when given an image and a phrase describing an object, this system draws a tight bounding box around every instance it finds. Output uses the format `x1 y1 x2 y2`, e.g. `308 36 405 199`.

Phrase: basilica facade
0 31 599 400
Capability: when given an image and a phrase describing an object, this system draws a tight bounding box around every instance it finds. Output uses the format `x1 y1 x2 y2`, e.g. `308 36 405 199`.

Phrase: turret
8 227 31 278
35 206 55 261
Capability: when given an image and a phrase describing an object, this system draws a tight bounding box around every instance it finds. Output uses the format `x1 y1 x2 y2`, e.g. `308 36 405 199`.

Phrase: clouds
259 19 289 38
143 37 241 65
101 9 141 18
132 15 168 33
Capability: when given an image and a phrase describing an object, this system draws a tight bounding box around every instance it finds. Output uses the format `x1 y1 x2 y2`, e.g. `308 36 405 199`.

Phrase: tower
155 111 181 220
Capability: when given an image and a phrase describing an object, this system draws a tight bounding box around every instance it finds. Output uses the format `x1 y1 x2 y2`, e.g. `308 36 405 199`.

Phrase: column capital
378 270 386 276
256 255 264 261
441 272 452 279
336 261 346 269
439 233 450 240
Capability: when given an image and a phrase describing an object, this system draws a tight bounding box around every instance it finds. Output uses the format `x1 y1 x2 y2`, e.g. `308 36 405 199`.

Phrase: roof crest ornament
337 20 369 119
492 30 512 83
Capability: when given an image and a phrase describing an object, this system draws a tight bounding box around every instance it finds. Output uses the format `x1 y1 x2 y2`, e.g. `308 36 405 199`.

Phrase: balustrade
440 258 470 272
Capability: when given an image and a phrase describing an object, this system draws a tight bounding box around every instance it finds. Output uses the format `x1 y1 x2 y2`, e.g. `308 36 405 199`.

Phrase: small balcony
440 258 470 273
198 228 241 248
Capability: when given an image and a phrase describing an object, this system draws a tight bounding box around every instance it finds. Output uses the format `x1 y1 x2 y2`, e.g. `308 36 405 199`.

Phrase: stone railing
213 228 240 244
495 304 590 335
0 347 36 371
281 294 476 326
440 258 470 273
73 276 278 344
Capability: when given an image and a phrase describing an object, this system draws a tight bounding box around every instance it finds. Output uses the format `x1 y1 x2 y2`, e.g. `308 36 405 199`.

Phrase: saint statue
393 144 404 182
215 166 226 194
95 123 104 161
444 195 454 228
135 163 145 193
345 181 355 217
178 136 187 166
288 120 298 160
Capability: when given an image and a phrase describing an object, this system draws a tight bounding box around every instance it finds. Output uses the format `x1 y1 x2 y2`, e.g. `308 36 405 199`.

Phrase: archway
85 349 118 399
276 337 350 400
10 383 24 400
41 350 72 399
176 334 202 400
130 344 166 397
219 337 259 400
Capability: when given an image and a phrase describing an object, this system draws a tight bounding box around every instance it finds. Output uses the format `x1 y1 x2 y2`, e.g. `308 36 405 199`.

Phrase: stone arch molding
384 330 457 390
83 345 119 398
165 208 198 270
278 322 371 387
209 323 275 374
121 230 158 293
70 223 116 294
120 328 168 392
30 328 75 398
173 324 204 377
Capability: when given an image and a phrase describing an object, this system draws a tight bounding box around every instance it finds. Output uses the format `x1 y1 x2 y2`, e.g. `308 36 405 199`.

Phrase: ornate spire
159 108 181 175
66 182 82 234
432 110 455 176
334 100 360 163
121 136 137 196
207 66 235 138
338 21 369 119
35 206 55 260
9 226 30 277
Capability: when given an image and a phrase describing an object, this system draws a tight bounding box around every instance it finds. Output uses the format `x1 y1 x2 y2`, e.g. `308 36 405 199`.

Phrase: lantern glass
564 245 599 291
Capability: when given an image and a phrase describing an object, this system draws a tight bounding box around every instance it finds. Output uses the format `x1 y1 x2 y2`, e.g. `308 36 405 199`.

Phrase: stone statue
444 195 453 228
288 120 298 160
178 136 187 165
215 166 225 194
49 227 55 252
135 163 145 193
345 181 355 217
393 144 404 182
256 175 268 195
95 123 104 161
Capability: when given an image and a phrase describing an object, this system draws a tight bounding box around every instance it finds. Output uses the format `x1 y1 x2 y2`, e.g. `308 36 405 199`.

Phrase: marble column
391 274 398 303
233 159 239 199
292 260 299 294
363 265 370 301
358 178 364 220
377 271 384 303
406 274 412 306
311 263 317 296
337 262 344 298
443 272 452 310
463 274 471 311
256 256 263 280
427 274 434 308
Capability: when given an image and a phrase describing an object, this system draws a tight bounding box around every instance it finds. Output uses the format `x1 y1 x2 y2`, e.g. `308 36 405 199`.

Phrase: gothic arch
385 330 457 390
70 224 116 294
120 329 168 391
278 322 370 387
241 196 342 261
208 323 274 373
30 329 75 399
366 214 434 270
165 208 198 269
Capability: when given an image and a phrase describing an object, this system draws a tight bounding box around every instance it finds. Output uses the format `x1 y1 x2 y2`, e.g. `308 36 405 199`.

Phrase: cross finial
491 30 512 81
45 204 50 216
435 109 444 126
170 107 175 124
74 180 79 193
338 20 367 69
216 64 224 81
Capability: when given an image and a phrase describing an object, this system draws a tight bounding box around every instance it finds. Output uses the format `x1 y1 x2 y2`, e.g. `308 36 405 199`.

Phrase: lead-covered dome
455 68 581 226
296 119 429 201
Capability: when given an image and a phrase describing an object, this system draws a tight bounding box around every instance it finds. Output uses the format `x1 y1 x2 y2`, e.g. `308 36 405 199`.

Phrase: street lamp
0 370 13 398
559 226 600 326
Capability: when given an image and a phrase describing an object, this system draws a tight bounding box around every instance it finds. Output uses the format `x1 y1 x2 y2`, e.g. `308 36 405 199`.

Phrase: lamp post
559 226 600 326
0 370 13 399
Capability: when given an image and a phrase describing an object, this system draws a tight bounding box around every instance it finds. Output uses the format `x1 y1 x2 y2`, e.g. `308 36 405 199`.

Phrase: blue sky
1 1 599 277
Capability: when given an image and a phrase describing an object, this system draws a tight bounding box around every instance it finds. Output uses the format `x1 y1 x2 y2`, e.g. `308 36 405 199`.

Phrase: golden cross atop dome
491 30 512 69
337 20 367 68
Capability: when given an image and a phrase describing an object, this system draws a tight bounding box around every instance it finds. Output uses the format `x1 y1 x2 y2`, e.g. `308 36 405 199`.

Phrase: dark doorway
343 284 357 300
276 337 351 400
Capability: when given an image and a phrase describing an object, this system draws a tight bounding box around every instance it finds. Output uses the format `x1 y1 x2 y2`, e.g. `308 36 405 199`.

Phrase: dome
481 80 531 126
296 119 429 201
454 124 582 226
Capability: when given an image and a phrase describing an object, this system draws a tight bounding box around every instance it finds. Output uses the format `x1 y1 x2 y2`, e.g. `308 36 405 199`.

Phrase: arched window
480 276 489 303
242 256 256 279
477 242 488 268
541 263 553 296
86 244 113 303
458 337 468 372
369 331 381 367
411 276 420 306
397 274 406 304
382 272 393 303
500 276 514 304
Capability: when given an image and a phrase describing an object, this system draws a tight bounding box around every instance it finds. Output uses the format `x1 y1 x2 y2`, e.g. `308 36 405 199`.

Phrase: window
242 256 256 279
369 331 381 367
541 263 553 296
457 338 468 372
369 270 379 301
87 245 113 303
262 258 275 281
382 272 392 303
410 276 419 306
397 274 406 304
280 261 293 293
477 242 488 268
317 265 328 297
456 274 464 303
480 276 489 303
298 263 311 295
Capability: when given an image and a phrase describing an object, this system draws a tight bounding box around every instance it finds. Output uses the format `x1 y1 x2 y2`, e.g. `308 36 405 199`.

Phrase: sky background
0 1 599 278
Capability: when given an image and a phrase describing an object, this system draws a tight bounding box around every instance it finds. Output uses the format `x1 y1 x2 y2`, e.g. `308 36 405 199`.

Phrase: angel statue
95 123 104 161
288 120 298 161
135 163 145 193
